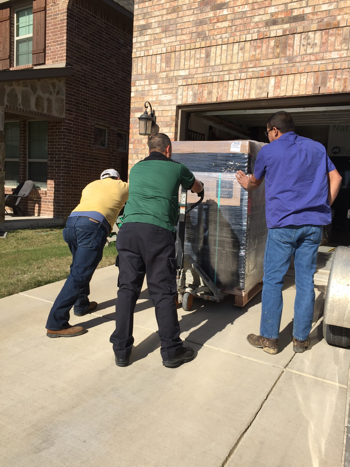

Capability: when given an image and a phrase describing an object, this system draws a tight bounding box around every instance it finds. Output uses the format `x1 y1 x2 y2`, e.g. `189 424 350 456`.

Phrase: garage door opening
177 94 350 244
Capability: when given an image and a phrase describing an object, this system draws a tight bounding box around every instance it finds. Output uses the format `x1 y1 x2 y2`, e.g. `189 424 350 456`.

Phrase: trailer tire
182 293 193 312
323 246 350 348
323 320 350 348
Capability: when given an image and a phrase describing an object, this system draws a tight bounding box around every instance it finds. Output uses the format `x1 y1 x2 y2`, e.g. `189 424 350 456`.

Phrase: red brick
128 0 349 164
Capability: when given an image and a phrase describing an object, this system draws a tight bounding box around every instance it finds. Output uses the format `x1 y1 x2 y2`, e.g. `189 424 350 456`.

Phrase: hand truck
176 186 225 311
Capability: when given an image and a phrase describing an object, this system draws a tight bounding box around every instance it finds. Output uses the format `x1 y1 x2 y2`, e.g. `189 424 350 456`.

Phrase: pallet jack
176 186 225 311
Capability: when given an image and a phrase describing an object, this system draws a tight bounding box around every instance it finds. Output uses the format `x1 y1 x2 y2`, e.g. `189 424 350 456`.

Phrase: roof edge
101 0 133 19
0 66 73 82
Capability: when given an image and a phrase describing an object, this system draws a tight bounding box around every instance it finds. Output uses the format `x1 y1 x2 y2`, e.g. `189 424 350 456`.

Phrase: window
94 126 108 148
116 131 128 152
15 6 33 66
5 122 20 186
0 1 46 70
28 121 48 188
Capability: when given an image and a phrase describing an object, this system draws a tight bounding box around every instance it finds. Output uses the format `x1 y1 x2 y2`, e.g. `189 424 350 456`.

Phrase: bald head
148 133 172 154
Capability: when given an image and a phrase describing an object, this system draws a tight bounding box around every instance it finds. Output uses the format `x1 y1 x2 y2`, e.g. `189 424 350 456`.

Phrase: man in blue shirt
236 111 342 354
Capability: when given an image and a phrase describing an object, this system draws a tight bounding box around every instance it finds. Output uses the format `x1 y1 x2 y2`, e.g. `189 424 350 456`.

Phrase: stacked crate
173 140 267 306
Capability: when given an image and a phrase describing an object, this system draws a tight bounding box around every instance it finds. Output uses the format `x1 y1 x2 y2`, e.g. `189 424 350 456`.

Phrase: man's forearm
328 170 342 206
191 178 204 194
246 176 259 191
329 184 341 206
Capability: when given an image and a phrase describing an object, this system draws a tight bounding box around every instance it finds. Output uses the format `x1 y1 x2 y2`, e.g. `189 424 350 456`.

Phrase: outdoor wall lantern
138 101 156 136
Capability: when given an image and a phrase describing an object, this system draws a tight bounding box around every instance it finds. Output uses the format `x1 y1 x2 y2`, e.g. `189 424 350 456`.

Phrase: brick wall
129 0 350 166
49 0 133 218
46 0 69 65
4 0 133 218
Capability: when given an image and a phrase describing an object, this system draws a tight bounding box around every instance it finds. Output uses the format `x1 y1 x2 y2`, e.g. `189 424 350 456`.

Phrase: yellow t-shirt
72 178 129 229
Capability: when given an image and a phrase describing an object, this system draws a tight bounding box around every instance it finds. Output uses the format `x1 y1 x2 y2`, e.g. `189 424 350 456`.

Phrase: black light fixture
138 101 156 136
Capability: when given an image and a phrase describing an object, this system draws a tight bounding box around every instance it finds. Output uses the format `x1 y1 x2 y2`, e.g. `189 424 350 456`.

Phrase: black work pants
110 223 182 360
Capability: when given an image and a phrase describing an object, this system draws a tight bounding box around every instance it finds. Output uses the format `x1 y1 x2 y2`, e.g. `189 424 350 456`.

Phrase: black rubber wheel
182 292 194 311
323 319 350 348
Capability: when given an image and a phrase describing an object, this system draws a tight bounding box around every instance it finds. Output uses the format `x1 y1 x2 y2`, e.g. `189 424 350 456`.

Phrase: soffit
197 107 350 128
112 0 133 13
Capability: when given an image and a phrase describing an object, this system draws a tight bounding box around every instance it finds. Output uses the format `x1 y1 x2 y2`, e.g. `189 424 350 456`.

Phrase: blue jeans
46 216 108 330
260 225 322 341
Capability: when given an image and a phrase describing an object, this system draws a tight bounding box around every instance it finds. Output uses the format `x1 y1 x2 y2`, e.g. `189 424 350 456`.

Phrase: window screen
5 122 20 185
28 121 48 187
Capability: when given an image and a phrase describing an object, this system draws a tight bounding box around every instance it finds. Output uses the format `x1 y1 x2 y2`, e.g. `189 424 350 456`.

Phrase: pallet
224 281 263 307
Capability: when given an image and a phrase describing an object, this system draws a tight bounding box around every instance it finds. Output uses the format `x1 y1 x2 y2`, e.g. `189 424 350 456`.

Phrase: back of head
148 133 171 154
100 168 120 180
267 111 295 133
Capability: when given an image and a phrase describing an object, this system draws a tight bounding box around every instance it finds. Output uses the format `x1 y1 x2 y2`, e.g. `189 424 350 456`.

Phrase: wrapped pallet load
173 140 267 306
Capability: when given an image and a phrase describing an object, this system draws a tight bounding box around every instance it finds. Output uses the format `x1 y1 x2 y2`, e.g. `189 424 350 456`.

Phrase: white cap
100 169 120 180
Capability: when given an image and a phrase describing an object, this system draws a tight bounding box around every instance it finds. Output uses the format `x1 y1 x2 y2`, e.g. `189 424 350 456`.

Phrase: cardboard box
173 140 267 293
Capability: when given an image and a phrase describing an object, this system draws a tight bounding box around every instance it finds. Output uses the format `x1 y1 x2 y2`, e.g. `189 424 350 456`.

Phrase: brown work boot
47 325 87 338
247 334 279 355
293 337 310 353
74 301 98 316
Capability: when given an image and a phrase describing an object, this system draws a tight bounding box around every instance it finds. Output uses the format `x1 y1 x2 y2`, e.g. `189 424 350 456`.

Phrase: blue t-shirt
254 132 336 229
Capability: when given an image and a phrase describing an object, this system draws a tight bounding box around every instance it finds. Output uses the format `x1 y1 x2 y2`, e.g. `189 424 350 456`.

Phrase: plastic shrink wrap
173 140 267 293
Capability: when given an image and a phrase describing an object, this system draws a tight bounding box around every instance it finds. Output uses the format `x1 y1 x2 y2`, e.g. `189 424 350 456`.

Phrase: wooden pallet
224 281 263 307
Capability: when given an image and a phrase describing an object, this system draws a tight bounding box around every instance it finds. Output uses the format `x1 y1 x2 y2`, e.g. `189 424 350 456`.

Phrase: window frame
116 131 129 152
94 126 108 149
14 4 33 67
4 120 21 188
27 119 48 189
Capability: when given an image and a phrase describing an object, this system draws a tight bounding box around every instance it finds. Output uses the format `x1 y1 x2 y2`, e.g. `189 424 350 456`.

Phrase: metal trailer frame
176 186 225 311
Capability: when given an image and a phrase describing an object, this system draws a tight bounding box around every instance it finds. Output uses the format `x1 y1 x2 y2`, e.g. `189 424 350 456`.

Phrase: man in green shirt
110 133 204 368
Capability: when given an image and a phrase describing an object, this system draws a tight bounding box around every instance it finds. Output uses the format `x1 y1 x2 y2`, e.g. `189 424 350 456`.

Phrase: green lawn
0 228 117 298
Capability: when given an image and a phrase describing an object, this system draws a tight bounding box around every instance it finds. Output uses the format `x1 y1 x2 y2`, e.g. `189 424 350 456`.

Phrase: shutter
32 0 46 65
0 8 10 70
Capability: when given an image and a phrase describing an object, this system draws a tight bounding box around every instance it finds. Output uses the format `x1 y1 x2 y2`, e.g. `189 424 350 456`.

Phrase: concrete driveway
1 247 349 467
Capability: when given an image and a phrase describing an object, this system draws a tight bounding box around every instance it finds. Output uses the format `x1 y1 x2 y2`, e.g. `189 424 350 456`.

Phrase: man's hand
197 185 204 198
236 171 263 191
236 171 250 190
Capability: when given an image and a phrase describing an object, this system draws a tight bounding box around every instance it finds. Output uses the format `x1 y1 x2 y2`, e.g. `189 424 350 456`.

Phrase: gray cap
100 169 120 180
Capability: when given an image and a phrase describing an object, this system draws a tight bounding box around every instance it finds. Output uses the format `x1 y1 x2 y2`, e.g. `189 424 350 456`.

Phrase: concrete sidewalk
1 247 349 467
2 214 65 232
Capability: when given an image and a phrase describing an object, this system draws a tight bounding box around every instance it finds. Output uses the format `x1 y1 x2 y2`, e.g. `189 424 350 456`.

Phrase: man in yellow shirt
46 169 128 338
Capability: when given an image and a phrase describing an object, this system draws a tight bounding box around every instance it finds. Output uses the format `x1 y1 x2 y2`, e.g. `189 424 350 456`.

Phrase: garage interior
178 94 350 245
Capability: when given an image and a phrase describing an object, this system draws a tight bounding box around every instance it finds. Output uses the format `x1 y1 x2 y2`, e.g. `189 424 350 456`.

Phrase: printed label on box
185 172 241 206
230 141 242 152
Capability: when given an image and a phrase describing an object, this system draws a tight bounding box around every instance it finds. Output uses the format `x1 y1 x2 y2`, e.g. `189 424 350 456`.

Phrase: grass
0 228 117 298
